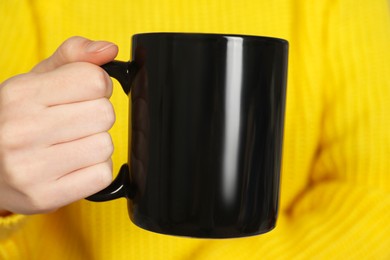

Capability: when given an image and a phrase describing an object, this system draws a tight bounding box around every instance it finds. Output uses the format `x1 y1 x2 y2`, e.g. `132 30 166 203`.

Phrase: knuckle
88 66 111 97
0 121 12 148
94 162 113 188
25 193 57 214
0 74 37 103
57 36 87 62
98 98 116 129
0 155 34 189
0 121 23 149
97 132 114 158
0 77 41 149
0 119 37 149
0 166 20 188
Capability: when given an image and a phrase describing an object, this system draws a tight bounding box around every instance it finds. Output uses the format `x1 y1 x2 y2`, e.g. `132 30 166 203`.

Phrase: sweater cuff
0 213 27 240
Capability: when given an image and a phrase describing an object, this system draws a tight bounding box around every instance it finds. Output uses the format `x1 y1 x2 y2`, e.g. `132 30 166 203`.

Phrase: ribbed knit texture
0 0 389 259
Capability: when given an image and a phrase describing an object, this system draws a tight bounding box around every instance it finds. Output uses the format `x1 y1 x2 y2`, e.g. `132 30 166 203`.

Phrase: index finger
34 62 113 106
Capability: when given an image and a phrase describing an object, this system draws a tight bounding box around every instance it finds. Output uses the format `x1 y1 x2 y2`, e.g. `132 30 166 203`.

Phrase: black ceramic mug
87 33 288 238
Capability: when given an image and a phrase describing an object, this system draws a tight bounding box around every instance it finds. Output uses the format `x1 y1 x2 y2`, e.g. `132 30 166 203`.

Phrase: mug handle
86 60 138 201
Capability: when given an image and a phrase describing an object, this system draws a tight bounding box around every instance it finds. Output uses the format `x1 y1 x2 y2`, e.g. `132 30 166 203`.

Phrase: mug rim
132 32 288 45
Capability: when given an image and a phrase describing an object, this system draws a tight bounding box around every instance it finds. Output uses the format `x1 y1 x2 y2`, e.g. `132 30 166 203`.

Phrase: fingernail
86 41 115 53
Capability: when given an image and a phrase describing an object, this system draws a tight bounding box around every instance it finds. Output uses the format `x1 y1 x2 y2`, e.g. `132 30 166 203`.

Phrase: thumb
32 36 118 73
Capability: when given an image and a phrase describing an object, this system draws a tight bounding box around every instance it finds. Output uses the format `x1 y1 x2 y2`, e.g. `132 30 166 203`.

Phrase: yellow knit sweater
1 0 389 259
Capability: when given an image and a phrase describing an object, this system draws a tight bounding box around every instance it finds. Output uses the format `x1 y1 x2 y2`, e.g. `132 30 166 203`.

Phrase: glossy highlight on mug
222 36 244 206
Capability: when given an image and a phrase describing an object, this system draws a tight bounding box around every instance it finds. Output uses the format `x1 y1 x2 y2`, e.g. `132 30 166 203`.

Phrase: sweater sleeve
191 1 390 259
0 0 40 253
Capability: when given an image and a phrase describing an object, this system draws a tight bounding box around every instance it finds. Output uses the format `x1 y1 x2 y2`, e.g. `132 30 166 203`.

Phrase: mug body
128 33 288 238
